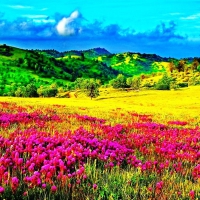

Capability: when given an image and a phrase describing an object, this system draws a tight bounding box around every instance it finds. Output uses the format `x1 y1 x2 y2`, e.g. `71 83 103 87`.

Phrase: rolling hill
0 44 200 96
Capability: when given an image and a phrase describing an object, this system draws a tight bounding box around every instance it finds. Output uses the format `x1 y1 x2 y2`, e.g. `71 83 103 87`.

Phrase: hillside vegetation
0 44 200 97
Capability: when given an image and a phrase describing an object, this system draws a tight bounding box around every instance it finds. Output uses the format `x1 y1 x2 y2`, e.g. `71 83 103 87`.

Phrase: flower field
0 93 200 199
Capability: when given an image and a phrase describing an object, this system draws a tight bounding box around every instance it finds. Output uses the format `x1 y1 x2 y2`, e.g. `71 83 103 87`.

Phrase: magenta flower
42 183 46 189
93 184 98 190
51 185 57 193
23 191 28 196
0 186 5 193
189 190 195 199
11 177 19 191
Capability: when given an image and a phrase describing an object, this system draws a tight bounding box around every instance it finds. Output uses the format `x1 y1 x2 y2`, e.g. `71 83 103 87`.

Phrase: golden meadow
0 86 199 199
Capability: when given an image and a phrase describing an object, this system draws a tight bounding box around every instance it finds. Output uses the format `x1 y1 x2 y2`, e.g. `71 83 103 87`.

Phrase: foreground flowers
0 102 199 199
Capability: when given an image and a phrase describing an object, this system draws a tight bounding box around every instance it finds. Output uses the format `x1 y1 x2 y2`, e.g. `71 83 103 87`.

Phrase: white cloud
169 13 181 16
56 10 80 36
180 13 200 20
8 5 33 9
22 15 48 19
41 8 48 11
33 19 55 23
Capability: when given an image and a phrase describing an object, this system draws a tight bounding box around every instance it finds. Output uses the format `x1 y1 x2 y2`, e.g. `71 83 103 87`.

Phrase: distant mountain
38 47 111 59
64 47 111 58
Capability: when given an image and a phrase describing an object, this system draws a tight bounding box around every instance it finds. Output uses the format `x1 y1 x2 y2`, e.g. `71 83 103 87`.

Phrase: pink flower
189 190 195 199
156 181 163 190
42 183 46 189
93 184 98 190
0 186 5 193
83 174 87 179
23 191 28 196
11 177 19 190
51 185 57 193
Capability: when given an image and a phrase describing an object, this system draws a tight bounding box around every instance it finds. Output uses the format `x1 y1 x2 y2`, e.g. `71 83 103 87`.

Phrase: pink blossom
51 185 57 193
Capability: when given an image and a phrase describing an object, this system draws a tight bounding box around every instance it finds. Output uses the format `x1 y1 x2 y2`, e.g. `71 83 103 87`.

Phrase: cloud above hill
0 10 199 58
56 10 81 36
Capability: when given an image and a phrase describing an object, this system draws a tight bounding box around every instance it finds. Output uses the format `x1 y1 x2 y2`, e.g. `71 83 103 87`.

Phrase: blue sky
0 0 200 58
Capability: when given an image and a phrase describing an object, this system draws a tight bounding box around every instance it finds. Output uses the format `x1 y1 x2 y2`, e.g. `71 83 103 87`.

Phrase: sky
0 0 200 58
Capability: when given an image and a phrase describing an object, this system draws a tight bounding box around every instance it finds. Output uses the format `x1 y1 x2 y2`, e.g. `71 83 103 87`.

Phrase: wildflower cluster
0 102 199 199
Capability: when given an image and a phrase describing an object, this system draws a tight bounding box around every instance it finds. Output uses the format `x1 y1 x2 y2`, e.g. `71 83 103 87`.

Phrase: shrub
177 82 188 88
155 73 172 90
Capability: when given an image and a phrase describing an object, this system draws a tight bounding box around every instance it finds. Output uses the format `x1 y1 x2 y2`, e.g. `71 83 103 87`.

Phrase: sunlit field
0 86 200 199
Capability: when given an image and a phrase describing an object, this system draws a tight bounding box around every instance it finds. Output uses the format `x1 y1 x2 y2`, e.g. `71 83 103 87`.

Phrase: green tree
15 86 26 97
37 85 58 97
75 78 100 99
126 77 133 88
84 79 100 99
155 73 172 90
110 74 127 89
74 78 86 90
25 83 38 97
127 76 141 90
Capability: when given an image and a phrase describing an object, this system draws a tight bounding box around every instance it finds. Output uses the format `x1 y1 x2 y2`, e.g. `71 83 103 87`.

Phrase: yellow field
0 86 200 199
0 85 200 123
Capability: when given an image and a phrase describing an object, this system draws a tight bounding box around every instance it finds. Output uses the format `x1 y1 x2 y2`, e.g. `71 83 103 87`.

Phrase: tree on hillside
25 83 38 97
84 79 100 99
155 73 172 90
126 76 141 90
132 76 141 90
37 85 58 97
110 74 127 89
74 78 86 90
169 62 175 73
191 58 199 72
15 86 26 97
74 78 100 99
176 60 186 72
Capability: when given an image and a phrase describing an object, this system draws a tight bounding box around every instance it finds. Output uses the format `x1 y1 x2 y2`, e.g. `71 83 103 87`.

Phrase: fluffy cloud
0 10 199 58
180 13 200 20
56 10 81 36
8 5 33 9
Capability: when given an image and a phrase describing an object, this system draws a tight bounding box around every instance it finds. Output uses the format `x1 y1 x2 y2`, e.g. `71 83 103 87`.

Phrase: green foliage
14 84 38 97
1 44 200 97
84 79 100 99
61 57 118 83
110 74 127 89
155 73 172 90
74 78 86 90
75 78 100 99
126 76 141 90
37 85 58 97
177 82 188 88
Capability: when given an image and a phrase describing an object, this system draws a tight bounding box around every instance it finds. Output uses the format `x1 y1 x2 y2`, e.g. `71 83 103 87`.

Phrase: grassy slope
98 52 171 76
0 45 70 85
1 44 198 92
0 45 174 80
0 45 118 85
1 85 200 122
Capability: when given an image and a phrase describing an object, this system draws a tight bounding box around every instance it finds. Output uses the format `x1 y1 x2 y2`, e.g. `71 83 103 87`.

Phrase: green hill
0 44 200 97
0 44 118 96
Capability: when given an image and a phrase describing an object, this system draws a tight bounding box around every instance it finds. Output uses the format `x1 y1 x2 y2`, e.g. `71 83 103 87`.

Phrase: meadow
0 86 199 199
